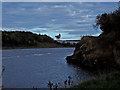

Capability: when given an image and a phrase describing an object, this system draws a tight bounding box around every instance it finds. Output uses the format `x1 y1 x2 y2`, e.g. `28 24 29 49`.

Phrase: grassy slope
71 72 120 88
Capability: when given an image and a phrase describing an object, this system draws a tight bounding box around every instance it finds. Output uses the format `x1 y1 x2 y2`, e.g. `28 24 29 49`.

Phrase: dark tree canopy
96 4 120 33
2 31 55 47
2 31 75 48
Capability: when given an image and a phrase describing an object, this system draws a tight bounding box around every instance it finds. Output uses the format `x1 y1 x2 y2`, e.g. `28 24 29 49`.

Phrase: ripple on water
2 48 94 88
33 54 44 56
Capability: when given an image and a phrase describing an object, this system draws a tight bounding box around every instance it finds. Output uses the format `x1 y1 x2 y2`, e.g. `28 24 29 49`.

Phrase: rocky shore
66 5 120 71
66 31 120 71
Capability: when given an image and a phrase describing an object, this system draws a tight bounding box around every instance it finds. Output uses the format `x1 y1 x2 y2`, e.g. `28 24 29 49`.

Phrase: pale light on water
2 48 94 88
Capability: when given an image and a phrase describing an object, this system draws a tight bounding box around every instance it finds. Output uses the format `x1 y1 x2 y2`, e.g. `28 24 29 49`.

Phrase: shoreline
2 46 75 50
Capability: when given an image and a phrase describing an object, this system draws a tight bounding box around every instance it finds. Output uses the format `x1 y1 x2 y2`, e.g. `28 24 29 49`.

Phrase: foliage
2 31 55 47
2 31 75 48
71 72 120 88
96 6 120 33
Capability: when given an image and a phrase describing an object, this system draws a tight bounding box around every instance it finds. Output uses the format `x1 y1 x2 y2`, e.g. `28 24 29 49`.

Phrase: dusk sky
2 2 118 40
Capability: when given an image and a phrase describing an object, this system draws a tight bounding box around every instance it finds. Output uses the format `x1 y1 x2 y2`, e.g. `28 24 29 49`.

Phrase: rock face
66 32 120 70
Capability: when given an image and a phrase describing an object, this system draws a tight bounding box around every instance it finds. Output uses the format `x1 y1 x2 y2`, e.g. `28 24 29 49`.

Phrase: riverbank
66 34 120 71
2 46 75 50
2 31 75 49
66 7 120 71
71 71 120 88
66 4 120 89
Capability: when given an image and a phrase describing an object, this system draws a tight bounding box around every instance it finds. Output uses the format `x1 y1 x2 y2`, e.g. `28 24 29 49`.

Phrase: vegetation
0 66 5 88
47 76 73 89
44 72 120 89
2 31 54 47
66 2 120 89
2 2 120 89
71 72 120 88
66 2 120 71
95 4 120 33
2 31 75 49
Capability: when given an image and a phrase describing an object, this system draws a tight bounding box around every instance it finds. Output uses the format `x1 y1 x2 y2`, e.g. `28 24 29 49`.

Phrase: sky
2 2 118 40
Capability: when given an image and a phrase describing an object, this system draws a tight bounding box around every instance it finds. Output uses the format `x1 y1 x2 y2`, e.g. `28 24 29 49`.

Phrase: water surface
2 48 94 88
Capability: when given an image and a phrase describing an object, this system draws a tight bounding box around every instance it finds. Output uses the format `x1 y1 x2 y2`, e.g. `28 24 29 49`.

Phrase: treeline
2 31 75 48
2 31 54 47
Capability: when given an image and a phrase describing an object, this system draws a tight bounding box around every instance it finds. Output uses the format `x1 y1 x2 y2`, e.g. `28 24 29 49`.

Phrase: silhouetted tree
95 2 120 33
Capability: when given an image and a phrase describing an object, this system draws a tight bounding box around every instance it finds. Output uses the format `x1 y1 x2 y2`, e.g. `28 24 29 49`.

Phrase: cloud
2 2 118 40
2 27 30 31
55 29 76 33
32 27 47 30
52 5 67 8
2 0 120 2
76 24 92 27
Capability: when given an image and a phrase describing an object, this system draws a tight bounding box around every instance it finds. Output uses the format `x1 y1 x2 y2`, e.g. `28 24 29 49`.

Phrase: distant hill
2 31 75 49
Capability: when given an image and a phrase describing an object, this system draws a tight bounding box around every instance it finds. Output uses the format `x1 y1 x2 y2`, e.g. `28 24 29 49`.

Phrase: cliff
66 31 120 70
66 6 120 71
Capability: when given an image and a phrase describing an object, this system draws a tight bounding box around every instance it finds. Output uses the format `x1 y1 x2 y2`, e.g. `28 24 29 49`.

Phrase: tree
95 2 120 33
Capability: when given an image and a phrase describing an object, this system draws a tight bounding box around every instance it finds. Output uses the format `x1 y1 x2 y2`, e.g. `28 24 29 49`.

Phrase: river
2 48 94 88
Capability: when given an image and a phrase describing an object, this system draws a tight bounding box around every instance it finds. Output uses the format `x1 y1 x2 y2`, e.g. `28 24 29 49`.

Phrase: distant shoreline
2 46 75 50
2 31 76 49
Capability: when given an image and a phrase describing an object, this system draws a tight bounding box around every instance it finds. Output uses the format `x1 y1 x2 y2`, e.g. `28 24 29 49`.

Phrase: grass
71 71 120 89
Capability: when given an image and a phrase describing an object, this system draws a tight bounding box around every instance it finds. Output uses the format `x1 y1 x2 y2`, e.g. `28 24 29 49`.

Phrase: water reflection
66 63 94 85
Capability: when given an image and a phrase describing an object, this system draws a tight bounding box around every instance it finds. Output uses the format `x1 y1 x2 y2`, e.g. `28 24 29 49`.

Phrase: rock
66 33 120 70
113 41 120 65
